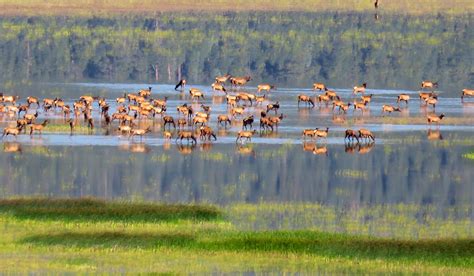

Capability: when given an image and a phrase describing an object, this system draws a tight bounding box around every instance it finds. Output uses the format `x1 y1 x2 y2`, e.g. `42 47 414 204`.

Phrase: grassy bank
0 198 472 273
0 0 472 15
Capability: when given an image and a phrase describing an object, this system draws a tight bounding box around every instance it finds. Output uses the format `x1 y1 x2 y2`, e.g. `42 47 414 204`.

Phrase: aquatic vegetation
44 124 89 133
462 152 474 160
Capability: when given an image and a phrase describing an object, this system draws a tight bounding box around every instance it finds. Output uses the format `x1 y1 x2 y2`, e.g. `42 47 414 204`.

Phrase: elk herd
0 76 472 156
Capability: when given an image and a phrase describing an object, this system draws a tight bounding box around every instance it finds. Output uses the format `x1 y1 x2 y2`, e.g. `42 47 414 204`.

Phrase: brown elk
177 118 188 129
298 94 315 108
313 83 326 91
242 115 254 130
236 129 257 143
317 94 331 106
257 84 275 93
255 95 266 106
461 89 474 101
193 116 208 127
302 129 317 139
138 87 152 98
29 120 49 136
230 76 251 88
266 101 280 114
421 81 438 90
2 126 22 138
353 83 367 94
217 115 232 128
163 116 176 129
344 129 359 143
211 82 227 93
118 125 132 134
419 92 437 103
314 127 329 140
27 96 39 107
2 95 18 105
353 101 367 114
324 89 340 101
129 126 152 139
259 113 274 131
215 74 231 84
175 79 186 91
268 113 284 129
231 106 245 118
199 126 217 141
189 89 204 101
361 94 373 105
382 105 401 114
427 113 445 125
397 94 410 105
424 97 438 109
358 128 375 142
176 131 197 144
236 93 254 106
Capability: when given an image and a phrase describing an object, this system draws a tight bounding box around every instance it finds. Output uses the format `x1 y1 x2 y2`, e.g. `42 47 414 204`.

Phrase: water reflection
3 142 22 153
344 142 376 155
427 129 443 140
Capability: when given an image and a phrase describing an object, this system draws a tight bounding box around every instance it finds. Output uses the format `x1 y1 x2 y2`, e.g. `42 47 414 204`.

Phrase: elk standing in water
313 83 326 91
176 131 197 144
163 116 176 129
29 120 49 136
257 84 275 93
344 129 359 143
421 81 438 90
199 126 217 141
424 97 438 109
353 101 367 114
217 115 232 128
361 94 373 105
129 126 152 140
211 82 226 93
236 129 257 143
302 129 317 139
297 94 315 108
266 101 280 114
26 96 39 108
255 94 266 106
381 105 401 114
138 87 152 98
353 83 367 94
397 94 410 106
314 127 329 140
175 79 186 91
2 126 23 138
461 89 474 102
268 113 284 129
231 106 245 118
230 76 251 88
242 115 254 130
189 89 205 101
177 118 188 129
427 113 445 126
358 128 375 142
215 74 231 84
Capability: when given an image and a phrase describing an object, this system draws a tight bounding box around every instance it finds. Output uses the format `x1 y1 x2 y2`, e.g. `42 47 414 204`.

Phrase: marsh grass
45 124 89 133
0 198 473 273
462 152 474 160
0 198 222 222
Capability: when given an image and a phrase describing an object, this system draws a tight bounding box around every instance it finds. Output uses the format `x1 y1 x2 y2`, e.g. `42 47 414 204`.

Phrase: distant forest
0 12 472 91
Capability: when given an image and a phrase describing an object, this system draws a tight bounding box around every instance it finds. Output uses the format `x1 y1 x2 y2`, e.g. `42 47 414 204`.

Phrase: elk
175 79 186 91
268 113 284 129
314 127 329 139
2 95 18 105
397 94 410 105
302 129 317 139
421 81 438 90
353 101 367 114
358 129 375 142
461 89 474 101
152 96 168 108
427 113 445 125
189 88 204 101
199 126 217 141
211 82 226 93
313 83 326 91
361 94 373 105
230 76 251 88
118 125 132 134
163 131 172 140
324 89 340 101
353 83 367 94
26 96 39 107
29 120 49 136
298 94 315 108
138 87 152 98
129 126 152 139
163 116 176 129
344 129 359 143
2 126 22 138
419 92 437 103
317 94 331 106
217 115 232 128
257 84 275 93
215 74 231 84
255 94 266 105
193 116 208 127
266 101 280 114
236 93 254 106
381 105 401 114
231 106 245 118
177 118 188 129
176 131 197 144
259 113 274 132
424 97 438 109
242 115 254 130
236 130 257 143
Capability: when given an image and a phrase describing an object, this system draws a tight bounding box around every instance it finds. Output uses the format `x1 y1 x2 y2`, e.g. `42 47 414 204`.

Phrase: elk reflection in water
302 142 328 156
118 143 151 153
177 144 196 155
344 142 375 155
427 129 443 140
3 142 22 153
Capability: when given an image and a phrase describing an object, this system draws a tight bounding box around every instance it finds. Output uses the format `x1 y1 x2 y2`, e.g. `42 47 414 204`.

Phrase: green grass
0 198 472 273
463 152 474 160
44 124 89 133
0 198 222 222
0 0 472 15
